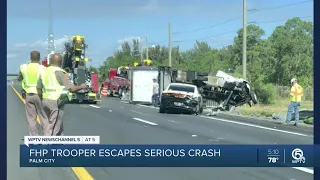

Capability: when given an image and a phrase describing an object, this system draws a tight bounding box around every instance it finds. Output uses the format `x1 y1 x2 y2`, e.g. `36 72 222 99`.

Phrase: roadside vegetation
237 99 313 125
90 17 313 124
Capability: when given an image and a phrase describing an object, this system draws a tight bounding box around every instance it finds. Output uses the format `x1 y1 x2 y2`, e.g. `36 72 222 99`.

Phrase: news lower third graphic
291 148 306 164
20 136 319 167
24 136 100 146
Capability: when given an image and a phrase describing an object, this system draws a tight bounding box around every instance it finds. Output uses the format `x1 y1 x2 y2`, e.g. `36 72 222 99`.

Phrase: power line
252 15 312 24
116 15 313 50
172 15 313 43
149 41 167 45
172 0 313 35
129 41 167 47
172 17 241 35
251 0 312 12
147 34 179 45
212 43 232 48
173 29 238 43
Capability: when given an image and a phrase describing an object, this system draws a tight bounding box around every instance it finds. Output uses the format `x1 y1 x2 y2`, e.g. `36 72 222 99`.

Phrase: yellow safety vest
143 59 152 65
290 84 303 102
20 63 45 94
41 66 70 101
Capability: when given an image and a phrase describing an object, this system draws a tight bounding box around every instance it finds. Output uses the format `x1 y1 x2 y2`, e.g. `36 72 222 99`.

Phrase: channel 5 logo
291 148 306 163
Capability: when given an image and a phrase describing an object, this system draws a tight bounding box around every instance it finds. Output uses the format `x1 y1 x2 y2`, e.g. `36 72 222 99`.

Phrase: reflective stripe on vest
20 63 44 94
290 84 303 102
42 66 70 101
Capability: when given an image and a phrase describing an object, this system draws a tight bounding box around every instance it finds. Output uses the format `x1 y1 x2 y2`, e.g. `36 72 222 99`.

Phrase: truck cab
116 66 129 78
102 67 130 97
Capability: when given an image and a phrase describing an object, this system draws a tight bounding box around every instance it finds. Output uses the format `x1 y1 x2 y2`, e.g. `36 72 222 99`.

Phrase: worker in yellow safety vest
18 51 48 136
285 78 304 126
143 59 152 66
36 53 89 136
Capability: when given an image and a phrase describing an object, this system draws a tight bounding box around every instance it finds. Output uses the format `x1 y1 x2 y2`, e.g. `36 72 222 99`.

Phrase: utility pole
140 38 143 62
242 0 247 79
146 35 148 60
168 22 172 67
47 0 55 54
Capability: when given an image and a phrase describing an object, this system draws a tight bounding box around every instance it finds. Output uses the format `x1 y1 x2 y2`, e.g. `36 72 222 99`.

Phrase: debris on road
272 110 313 121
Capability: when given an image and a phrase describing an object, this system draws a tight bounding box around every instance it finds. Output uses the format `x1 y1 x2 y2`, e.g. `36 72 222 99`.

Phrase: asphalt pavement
7 85 314 180
7 86 78 180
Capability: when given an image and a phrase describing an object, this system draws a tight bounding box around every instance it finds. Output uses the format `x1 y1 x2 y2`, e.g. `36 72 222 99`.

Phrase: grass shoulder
236 99 313 125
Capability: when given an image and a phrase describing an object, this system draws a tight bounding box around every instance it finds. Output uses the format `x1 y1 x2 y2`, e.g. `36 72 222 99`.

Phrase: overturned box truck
171 70 258 112
124 66 258 112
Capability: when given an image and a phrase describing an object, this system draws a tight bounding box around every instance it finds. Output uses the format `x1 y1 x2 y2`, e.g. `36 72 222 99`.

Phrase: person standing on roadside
18 51 48 136
286 78 303 126
37 53 89 136
152 77 159 106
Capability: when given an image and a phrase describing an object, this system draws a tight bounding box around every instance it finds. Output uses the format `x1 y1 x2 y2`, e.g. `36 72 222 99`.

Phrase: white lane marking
120 101 129 104
130 110 148 116
131 104 313 174
200 116 310 137
132 118 158 126
291 167 314 174
89 105 100 109
137 104 311 137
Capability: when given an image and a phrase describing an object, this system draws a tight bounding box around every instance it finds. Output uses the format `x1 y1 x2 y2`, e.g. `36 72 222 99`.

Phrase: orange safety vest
290 84 303 102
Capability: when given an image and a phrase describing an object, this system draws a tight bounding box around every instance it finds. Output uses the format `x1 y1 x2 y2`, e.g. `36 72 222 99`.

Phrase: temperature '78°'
268 157 279 163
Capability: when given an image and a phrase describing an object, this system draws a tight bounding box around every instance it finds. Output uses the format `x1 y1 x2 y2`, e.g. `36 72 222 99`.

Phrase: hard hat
290 78 297 83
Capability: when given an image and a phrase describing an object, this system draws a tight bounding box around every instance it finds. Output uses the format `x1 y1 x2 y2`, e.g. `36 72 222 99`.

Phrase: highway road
7 85 314 180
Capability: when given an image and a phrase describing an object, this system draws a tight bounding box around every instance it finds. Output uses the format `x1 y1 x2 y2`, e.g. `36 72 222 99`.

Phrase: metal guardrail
7 74 19 85
7 74 18 76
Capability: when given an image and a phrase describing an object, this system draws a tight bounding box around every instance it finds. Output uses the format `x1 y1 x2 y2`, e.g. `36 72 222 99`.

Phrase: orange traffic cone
101 87 108 97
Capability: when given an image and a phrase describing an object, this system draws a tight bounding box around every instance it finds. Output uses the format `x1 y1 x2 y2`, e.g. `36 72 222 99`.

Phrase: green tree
268 18 313 86
88 66 98 73
95 17 313 103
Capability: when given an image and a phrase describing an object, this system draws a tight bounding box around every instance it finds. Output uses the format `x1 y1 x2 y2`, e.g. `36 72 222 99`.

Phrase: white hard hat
290 78 297 83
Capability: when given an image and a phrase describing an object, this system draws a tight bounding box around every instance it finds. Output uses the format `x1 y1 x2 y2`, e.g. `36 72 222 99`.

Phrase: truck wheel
118 88 123 97
159 105 165 113
122 89 127 97
107 89 113 97
199 105 204 114
228 105 235 112
250 91 258 104
195 104 202 115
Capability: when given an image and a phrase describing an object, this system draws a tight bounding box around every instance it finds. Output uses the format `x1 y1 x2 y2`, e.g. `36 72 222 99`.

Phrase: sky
7 0 313 73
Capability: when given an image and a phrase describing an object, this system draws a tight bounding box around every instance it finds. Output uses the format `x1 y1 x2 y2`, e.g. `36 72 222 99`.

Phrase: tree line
90 17 313 104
